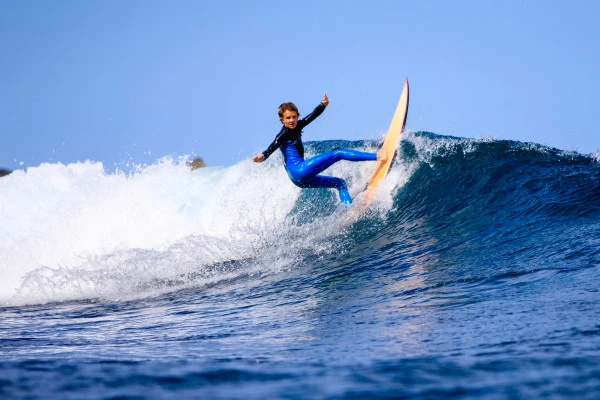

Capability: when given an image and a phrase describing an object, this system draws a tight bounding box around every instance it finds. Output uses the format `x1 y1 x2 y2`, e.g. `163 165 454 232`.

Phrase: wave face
3 132 598 306
1 132 600 398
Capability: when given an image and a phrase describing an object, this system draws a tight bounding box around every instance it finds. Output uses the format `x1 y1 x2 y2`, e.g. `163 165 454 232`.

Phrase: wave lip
2 134 599 306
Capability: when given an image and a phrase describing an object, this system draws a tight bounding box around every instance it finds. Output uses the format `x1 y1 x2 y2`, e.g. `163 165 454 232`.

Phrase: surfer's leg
296 175 353 204
298 149 377 179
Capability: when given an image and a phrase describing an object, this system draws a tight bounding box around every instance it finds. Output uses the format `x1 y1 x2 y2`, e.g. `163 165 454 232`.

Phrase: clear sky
1 0 598 170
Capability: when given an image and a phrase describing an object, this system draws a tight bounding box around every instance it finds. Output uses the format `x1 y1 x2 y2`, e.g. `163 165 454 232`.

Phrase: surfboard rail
364 78 409 201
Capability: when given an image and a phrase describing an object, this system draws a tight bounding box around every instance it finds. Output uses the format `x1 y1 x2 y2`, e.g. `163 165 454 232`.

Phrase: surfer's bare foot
377 148 388 162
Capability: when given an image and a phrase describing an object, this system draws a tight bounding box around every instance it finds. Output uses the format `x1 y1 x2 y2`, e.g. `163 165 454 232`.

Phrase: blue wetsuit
261 103 376 204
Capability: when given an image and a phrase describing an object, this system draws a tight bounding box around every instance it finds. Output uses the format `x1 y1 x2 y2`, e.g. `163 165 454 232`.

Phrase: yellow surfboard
363 78 409 203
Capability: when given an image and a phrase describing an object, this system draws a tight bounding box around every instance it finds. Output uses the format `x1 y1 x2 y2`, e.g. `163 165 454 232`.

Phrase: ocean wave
2 133 599 306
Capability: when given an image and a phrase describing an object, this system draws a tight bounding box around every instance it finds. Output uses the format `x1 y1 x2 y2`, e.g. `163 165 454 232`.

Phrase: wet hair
278 102 299 119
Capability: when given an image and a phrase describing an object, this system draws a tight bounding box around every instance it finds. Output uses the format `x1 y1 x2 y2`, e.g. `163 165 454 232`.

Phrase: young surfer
253 94 386 204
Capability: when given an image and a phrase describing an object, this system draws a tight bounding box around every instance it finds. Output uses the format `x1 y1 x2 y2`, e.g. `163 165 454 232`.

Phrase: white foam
1 147 411 306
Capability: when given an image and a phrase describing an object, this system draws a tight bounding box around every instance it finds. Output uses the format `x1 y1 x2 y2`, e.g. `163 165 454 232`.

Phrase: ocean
1 131 599 399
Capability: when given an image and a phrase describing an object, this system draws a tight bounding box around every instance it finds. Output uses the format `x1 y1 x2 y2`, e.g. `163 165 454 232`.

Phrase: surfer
253 94 386 204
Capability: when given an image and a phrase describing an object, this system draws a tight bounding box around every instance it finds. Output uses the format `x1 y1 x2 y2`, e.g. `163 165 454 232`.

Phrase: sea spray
1 143 405 305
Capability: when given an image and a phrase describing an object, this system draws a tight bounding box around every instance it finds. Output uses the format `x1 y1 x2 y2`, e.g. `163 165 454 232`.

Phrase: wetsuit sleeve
261 129 286 160
299 103 327 128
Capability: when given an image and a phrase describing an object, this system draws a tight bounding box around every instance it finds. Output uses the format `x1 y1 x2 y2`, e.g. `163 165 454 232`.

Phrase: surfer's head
278 102 299 129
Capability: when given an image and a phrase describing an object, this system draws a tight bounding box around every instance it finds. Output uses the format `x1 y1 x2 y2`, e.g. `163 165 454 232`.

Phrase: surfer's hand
321 93 329 107
253 154 265 163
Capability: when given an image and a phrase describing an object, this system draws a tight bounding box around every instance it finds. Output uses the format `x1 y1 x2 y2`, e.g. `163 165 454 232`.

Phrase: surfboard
362 78 409 204
343 79 409 224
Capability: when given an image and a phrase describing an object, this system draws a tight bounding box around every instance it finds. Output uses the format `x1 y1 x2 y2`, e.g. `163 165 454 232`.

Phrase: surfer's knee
331 149 346 162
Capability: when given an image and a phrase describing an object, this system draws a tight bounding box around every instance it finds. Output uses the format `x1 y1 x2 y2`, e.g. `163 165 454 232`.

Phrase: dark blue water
2 132 600 399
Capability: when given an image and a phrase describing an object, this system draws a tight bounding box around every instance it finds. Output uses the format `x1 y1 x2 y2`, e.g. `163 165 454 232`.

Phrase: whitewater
0 137 393 306
1 131 599 399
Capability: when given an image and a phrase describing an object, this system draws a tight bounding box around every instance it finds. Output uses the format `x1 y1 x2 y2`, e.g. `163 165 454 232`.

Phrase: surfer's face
280 110 299 129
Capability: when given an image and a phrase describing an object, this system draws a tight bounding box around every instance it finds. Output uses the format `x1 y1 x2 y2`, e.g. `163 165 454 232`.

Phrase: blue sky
1 0 598 170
